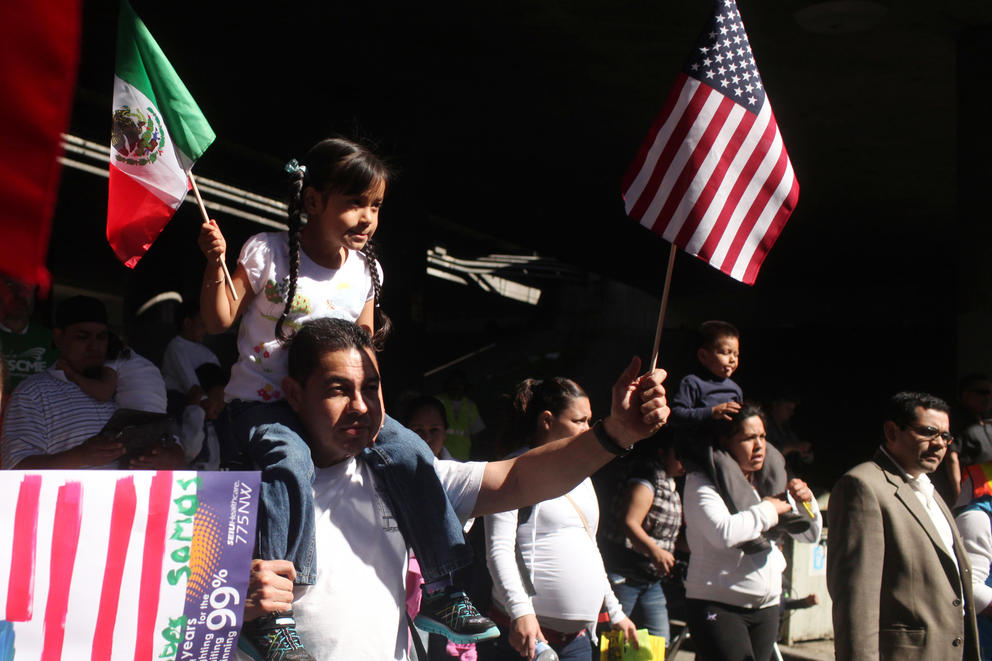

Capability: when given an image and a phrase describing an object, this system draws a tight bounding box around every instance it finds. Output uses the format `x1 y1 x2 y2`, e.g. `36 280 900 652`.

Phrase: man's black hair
286 317 373 384
884 391 950 428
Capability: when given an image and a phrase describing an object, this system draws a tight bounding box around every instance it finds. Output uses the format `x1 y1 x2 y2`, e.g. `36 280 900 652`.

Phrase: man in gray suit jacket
828 392 980 661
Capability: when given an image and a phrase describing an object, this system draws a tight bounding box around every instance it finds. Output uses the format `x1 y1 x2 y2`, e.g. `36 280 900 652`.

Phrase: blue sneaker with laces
414 587 500 644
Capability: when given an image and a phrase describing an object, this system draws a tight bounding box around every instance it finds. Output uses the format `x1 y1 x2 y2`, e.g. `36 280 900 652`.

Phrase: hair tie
285 159 308 181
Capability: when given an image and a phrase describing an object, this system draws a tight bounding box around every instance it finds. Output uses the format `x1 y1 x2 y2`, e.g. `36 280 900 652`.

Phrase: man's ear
882 420 898 446
52 328 63 351
282 375 303 413
696 347 707 363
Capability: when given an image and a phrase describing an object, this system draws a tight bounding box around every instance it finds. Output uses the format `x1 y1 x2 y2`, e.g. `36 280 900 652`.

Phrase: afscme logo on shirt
6 352 48 376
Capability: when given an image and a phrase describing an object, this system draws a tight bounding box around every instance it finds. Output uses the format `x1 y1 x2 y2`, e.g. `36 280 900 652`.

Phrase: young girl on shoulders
199 138 497 661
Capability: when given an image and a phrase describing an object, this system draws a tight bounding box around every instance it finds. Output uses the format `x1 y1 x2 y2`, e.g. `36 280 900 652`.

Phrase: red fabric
0 0 82 289
106 165 178 269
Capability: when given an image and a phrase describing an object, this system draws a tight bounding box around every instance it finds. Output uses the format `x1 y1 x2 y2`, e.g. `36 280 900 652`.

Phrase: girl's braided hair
276 137 392 349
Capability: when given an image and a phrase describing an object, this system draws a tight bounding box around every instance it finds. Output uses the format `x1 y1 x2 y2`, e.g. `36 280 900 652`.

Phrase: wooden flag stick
188 171 238 301
649 243 677 371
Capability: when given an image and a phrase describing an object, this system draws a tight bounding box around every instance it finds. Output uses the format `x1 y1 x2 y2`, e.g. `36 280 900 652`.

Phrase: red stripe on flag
6 474 42 621
653 94 736 242
719 144 791 275
134 471 173 661
629 79 711 225
41 481 83 661
621 75 687 193
673 109 758 249
740 174 799 285
92 476 138 661
696 119 777 263
107 166 180 269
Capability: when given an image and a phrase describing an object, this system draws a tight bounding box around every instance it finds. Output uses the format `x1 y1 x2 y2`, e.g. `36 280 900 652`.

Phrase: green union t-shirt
1 324 58 392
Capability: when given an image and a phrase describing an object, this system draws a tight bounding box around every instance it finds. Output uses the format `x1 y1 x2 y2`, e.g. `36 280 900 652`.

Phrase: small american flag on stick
622 0 799 285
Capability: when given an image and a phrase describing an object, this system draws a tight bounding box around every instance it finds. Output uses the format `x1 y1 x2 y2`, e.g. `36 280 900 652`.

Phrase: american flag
622 0 798 285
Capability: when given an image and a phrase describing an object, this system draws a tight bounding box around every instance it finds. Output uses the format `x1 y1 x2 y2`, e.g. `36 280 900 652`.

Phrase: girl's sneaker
238 610 315 661
414 587 500 644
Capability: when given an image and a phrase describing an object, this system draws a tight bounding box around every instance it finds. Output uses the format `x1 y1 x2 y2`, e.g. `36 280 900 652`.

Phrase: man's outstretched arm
472 357 669 517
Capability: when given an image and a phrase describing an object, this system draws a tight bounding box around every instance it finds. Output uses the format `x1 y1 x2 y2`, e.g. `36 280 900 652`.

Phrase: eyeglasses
904 425 953 443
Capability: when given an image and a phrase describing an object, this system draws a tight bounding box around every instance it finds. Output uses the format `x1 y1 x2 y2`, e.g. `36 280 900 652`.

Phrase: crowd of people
1 136 991 661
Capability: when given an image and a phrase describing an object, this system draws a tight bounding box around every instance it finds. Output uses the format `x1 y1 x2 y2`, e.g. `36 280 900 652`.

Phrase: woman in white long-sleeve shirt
481 377 638 661
683 404 821 661
955 495 992 660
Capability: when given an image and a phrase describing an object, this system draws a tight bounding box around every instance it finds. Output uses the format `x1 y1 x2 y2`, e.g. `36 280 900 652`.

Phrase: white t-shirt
226 232 377 403
160 334 220 394
235 457 485 661
109 350 168 414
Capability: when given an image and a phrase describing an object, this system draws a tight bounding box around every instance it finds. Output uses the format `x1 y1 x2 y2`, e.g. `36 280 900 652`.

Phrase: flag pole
187 171 238 301
649 243 677 371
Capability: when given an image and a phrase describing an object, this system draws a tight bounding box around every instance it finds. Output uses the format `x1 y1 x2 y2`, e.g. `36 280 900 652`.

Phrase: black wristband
593 420 633 457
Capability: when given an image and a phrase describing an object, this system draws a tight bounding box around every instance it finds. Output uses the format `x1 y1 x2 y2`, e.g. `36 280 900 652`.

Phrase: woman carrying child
199 137 496 661
683 404 821 661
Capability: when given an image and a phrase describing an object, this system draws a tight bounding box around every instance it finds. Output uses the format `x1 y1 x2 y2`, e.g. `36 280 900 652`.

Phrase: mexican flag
108 1 215 269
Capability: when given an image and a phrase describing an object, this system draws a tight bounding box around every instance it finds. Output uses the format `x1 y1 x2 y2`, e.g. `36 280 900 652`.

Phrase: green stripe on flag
115 0 215 163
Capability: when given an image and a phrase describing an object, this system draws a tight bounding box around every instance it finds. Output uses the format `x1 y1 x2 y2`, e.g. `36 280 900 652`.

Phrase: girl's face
539 396 592 445
304 180 385 253
408 406 447 457
722 415 767 475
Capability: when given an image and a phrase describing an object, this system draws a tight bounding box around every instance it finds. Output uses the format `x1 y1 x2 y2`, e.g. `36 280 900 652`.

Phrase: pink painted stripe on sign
91 476 138 661
41 481 83 661
134 472 173 661
6 474 42 621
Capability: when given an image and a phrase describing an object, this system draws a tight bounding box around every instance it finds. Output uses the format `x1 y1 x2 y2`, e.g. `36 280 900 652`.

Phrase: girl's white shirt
225 231 378 403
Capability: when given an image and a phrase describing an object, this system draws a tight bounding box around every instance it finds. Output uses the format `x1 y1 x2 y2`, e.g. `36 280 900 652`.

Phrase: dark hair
276 137 393 350
106 332 131 361
286 317 373 384
715 403 766 442
175 300 201 331
884 391 950 428
194 362 227 392
403 395 448 429
697 320 739 349
507 377 587 444
959 373 991 394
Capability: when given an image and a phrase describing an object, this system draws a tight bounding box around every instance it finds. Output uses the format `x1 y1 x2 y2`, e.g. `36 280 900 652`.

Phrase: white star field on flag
685 0 765 109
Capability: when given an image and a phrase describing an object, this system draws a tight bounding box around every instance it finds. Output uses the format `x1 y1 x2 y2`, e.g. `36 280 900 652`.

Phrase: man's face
884 407 950 478
53 322 109 373
284 346 384 467
961 380 992 418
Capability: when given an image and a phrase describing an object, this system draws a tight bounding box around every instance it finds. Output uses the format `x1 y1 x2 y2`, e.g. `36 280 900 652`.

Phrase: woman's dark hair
276 137 393 350
714 402 766 444
506 377 587 444
403 395 448 429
